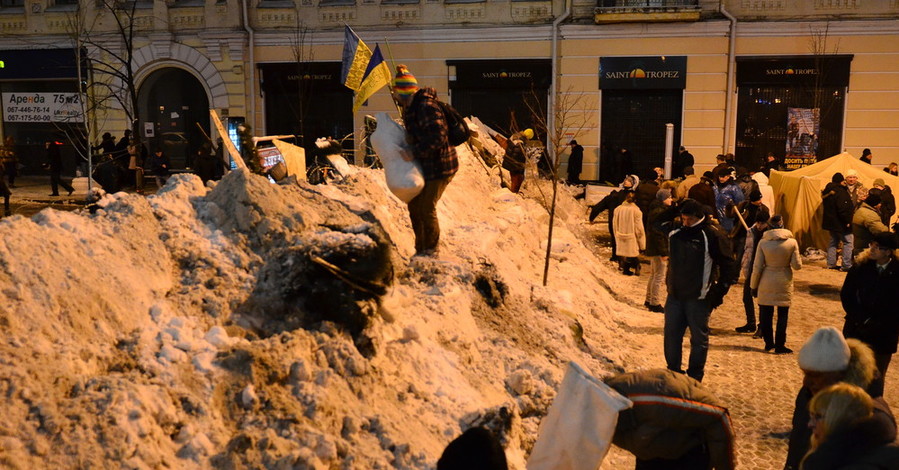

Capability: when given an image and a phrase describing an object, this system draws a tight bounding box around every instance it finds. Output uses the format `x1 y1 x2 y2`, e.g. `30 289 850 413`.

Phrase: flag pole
383 38 404 117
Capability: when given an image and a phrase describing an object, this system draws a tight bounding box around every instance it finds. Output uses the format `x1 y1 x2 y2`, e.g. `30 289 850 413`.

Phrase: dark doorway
259 62 354 163
138 68 211 169
600 89 682 183
448 59 552 141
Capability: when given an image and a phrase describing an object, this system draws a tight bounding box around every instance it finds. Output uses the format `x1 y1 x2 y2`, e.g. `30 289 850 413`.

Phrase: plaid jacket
404 87 459 181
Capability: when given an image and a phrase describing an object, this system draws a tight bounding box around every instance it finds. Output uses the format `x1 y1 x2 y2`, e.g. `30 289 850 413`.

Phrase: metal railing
596 0 699 9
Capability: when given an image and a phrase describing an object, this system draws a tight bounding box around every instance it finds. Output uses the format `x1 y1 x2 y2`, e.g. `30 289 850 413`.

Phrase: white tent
769 152 899 249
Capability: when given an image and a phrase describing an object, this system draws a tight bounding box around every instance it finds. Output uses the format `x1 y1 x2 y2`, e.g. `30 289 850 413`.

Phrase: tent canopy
769 152 899 250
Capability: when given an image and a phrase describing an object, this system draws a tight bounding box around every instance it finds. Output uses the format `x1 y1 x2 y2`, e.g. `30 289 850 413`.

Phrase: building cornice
253 24 555 46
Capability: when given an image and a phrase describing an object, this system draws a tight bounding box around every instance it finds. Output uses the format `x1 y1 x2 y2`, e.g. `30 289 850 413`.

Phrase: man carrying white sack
393 64 458 257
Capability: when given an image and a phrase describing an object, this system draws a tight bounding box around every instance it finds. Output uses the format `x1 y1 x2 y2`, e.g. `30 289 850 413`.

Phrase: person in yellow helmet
502 129 532 193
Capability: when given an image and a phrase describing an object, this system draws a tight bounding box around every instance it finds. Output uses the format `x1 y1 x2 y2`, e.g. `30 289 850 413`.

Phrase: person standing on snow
566 139 583 185
392 65 459 257
841 231 899 398
655 198 736 382
822 172 854 270
713 167 745 233
644 189 672 312
784 327 894 470
502 129 532 194
750 215 802 354
612 190 645 276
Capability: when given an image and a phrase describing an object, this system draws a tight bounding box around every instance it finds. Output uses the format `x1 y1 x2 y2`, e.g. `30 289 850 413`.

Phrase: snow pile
0 143 646 468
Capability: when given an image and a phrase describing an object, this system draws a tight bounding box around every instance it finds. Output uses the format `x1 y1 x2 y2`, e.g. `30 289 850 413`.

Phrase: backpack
438 100 470 147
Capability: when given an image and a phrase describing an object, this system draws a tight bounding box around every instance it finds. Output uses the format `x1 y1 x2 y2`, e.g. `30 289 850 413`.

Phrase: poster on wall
784 107 820 169
2 92 85 123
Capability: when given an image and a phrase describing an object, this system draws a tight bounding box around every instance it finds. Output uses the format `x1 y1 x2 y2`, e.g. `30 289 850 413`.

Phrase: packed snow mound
0 143 643 469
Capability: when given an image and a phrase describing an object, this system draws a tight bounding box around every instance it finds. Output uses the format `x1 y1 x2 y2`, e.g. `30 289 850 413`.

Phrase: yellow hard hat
522 129 534 140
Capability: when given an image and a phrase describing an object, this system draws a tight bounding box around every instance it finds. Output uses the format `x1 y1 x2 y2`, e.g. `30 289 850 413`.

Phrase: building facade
1 0 898 178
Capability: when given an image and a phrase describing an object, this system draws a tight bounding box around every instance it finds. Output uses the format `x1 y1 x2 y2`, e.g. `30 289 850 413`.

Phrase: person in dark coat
687 171 717 216
872 177 896 226
46 141 74 197
393 65 459 257
735 205 770 334
0 163 10 216
146 148 171 189
193 143 219 185
604 369 736 470
566 139 583 185
800 383 899 470
113 129 131 162
644 189 672 313
822 173 854 270
860 147 873 164
655 198 736 382
784 327 896 470
852 190 890 256
93 153 126 194
635 170 660 224
841 231 899 398
675 146 694 179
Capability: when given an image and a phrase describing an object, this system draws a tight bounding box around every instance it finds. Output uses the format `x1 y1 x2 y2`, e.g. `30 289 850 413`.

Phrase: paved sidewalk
586 220 899 469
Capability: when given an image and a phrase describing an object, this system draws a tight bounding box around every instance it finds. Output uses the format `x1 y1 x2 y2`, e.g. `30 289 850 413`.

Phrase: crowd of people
584 151 899 468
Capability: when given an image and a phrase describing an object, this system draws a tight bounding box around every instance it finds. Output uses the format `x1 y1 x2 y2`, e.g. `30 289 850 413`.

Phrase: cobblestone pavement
586 221 899 469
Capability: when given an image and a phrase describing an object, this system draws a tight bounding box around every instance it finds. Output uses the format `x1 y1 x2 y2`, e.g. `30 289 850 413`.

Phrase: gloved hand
707 283 729 310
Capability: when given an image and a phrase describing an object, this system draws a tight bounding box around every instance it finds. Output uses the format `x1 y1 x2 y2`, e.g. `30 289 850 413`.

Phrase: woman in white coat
750 215 802 354
613 190 646 276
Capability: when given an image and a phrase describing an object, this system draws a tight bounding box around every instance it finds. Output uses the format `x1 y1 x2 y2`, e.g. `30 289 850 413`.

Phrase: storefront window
735 55 852 171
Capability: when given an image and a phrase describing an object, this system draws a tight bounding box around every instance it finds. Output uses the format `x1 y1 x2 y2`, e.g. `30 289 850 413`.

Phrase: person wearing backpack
393 65 459 257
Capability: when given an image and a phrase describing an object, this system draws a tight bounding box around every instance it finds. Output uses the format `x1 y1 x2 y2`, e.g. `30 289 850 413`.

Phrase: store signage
259 62 347 94
448 59 552 89
736 55 852 87
2 92 85 123
599 56 687 90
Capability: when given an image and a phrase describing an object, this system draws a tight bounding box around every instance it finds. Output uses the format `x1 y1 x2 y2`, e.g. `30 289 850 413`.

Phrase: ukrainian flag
352 45 392 112
341 25 373 91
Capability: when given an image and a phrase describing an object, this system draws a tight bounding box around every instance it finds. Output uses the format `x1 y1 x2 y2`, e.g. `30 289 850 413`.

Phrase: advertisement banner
2 92 85 123
784 107 819 169
599 56 687 90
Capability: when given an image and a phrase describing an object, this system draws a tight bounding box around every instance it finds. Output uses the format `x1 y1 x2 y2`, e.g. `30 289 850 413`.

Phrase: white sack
370 112 424 203
527 361 633 470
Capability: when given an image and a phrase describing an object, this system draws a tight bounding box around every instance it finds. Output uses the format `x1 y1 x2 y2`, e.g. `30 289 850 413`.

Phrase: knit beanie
393 65 419 96
873 231 899 250
831 173 844 184
798 327 851 372
749 189 763 202
656 188 672 202
846 168 859 177
678 198 705 218
874 178 885 188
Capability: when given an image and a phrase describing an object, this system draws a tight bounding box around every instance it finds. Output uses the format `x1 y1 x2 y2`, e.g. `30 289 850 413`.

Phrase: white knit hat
798 327 851 372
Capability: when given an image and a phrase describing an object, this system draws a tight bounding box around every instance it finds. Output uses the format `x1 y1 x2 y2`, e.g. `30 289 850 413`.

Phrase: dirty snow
0 141 664 469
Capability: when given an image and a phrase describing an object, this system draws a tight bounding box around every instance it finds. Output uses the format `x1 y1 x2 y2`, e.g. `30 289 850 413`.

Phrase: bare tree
289 14 315 148
524 86 592 286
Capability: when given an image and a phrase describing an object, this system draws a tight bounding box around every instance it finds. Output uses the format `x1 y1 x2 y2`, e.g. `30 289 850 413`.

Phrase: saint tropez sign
599 56 687 90
2 92 85 123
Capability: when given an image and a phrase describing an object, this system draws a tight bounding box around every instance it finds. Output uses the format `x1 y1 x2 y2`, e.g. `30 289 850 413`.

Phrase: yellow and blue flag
352 45 392 112
341 25 373 91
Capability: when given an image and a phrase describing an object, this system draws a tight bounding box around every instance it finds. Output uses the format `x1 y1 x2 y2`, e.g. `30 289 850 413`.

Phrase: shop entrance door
600 89 682 183
138 68 210 169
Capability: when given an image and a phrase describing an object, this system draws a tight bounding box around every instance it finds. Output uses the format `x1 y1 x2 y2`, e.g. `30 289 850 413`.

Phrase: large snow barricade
0 135 639 469
369 112 424 202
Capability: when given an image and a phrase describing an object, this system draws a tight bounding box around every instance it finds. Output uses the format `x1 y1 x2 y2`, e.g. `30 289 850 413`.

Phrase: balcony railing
595 0 700 24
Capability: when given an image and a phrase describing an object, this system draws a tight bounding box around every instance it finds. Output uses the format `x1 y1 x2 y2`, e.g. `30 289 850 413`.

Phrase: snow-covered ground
0 142 654 468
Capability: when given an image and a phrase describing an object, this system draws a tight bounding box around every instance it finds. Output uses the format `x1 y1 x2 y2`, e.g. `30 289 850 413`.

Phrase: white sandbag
527 362 632 470
370 112 424 203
